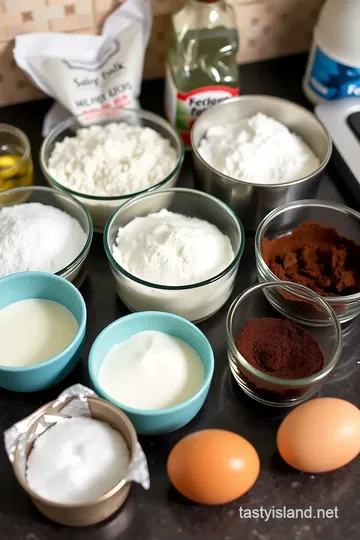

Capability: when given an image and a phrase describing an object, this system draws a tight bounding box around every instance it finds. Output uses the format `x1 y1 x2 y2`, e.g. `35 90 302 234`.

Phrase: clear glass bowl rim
0 122 32 174
40 107 185 201
226 280 342 387
0 185 93 276
103 187 245 291
190 95 332 188
255 199 360 303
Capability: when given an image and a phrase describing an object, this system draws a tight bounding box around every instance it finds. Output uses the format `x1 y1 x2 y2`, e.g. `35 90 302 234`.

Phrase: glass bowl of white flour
191 95 332 231
0 186 92 287
41 108 184 232
104 188 244 322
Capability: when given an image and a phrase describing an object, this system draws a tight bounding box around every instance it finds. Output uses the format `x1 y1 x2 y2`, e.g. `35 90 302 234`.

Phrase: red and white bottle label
165 67 239 146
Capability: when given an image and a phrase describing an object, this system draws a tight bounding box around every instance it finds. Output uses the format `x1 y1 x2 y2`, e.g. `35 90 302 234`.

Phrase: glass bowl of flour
104 188 244 322
41 108 184 232
0 186 92 287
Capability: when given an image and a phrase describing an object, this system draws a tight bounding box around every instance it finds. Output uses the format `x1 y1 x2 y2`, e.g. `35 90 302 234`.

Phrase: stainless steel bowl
13 397 138 527
191 95 332 231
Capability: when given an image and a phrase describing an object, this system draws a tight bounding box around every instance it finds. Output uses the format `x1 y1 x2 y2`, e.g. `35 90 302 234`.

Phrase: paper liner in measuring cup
4 383 150 490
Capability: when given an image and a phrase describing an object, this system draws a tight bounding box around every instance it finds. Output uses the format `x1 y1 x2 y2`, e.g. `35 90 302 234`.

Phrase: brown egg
277 398 360 473
167 429 260 505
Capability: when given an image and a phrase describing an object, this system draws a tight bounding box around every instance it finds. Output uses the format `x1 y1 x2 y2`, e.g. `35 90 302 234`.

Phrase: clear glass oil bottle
165 0 240 147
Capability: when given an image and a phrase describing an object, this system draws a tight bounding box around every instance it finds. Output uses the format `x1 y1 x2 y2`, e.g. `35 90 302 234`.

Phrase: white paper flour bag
14 0 152 135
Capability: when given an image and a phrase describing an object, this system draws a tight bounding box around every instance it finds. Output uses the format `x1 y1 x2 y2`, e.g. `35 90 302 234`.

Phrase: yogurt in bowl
89 311 214 435
0 272 86 392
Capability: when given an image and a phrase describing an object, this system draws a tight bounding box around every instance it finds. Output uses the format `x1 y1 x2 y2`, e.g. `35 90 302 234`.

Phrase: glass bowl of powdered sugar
104 188 245 322
0 186 92 287
40 107 184 232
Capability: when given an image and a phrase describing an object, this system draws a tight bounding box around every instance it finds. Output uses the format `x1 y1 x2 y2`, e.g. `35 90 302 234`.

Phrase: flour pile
112 209 234 286
26 417 130 504
198 113 320 184
48 123 178 197
0 202 87 277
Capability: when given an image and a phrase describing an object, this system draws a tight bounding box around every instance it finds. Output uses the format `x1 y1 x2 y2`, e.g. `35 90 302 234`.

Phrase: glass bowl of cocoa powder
255 200 360 324
226 281 342 407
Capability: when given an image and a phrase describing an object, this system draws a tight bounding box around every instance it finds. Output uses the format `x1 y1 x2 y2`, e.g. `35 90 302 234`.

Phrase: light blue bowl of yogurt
88 311 214 435
0 272 86 392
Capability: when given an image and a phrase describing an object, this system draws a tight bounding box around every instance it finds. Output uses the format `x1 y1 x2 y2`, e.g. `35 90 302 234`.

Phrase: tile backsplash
0 0 324 106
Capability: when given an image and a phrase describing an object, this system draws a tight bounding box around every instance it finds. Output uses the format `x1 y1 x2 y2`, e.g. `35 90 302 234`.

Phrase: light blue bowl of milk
0 272 86 392
89 311 214 435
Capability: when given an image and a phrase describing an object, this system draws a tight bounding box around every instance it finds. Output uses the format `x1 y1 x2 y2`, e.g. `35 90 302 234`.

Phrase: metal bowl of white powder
41 108 184 232
191 95 332 231
104 188 244 322
12 396 138 526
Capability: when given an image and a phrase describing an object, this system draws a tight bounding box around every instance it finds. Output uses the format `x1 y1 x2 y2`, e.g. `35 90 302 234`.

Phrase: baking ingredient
14 0 152 135
0 202 87 277
110 208 238 321
0 146 33 192
236 318 324 379
112 209 234 286
0 299 78 367
303 0 360 104
262 221 360 296
26 417 130 504
167 429 260 505
99 330 205 410
165 0 239 147
47 123 178 197
277 398 360 473
198 113 320 184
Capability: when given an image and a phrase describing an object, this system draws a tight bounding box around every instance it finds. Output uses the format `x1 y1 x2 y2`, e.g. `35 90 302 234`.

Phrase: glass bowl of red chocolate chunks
255 200 360 324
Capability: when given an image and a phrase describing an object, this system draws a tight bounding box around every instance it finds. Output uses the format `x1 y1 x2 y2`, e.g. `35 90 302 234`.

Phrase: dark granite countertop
0 54 359 540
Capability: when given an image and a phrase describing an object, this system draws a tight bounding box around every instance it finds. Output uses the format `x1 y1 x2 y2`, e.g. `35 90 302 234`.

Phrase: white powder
99 331 205 410
112 209 234 286
48 123 179 197
26 417 130 504
0 202 87 278
198 113 320 184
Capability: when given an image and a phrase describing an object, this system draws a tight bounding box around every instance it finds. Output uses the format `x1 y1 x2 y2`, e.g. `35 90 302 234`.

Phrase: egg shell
277 398 360 473
167 429 260 505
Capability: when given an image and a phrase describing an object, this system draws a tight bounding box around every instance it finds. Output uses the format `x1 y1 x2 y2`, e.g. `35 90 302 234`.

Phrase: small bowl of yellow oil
0 124 33 194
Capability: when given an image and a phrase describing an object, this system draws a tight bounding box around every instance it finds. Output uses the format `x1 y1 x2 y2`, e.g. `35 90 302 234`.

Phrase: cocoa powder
261 221 360 296
236 318 325 379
